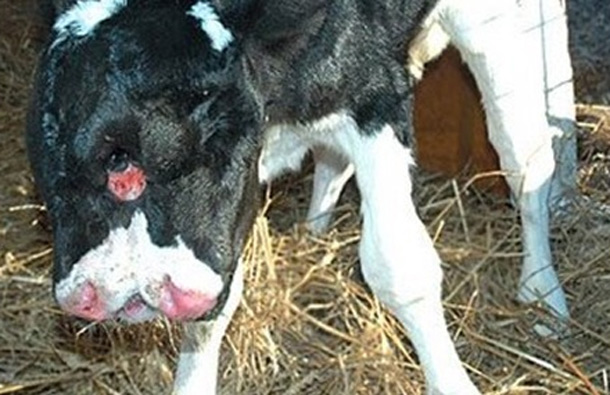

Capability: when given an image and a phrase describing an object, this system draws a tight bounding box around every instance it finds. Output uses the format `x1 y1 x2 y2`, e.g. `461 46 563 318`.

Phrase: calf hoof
305 212 333 235
517 271 569 337
427 381 480 395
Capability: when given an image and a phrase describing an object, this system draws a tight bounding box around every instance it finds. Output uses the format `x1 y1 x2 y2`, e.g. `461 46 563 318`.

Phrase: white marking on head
187 1 234 52
54 210 224 321
53 0 126 44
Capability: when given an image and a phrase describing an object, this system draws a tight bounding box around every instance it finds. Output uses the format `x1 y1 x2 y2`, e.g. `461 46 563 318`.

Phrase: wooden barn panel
414 47 509 196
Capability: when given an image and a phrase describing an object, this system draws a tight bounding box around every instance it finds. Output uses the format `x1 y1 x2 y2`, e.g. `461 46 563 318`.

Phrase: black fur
28 0 435 319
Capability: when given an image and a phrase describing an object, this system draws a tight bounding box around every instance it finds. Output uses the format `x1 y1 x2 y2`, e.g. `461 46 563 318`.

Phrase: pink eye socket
107 163 146 202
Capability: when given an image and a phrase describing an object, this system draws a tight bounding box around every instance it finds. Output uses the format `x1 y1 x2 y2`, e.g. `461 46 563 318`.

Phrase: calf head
26 0 301 323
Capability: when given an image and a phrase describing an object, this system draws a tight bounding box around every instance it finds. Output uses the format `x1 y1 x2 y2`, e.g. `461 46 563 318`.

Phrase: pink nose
60 282 109 321
59 280 217 321
159 278 218 320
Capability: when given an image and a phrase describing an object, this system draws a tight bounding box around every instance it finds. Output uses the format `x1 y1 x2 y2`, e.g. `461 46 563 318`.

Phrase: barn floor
1 1 610 394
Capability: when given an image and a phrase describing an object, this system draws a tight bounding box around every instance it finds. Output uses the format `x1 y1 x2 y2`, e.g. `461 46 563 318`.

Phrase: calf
27 0 575 393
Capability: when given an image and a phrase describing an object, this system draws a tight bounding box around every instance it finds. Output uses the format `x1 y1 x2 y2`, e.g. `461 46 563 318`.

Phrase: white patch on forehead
187 1 234 52
54 0 126 40
54 210 224 315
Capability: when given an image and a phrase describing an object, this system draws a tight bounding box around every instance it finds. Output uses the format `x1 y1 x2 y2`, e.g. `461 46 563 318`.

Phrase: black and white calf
28 0 575 393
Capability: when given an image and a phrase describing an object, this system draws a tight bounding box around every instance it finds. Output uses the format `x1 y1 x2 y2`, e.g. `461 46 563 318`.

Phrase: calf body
28 0 575 393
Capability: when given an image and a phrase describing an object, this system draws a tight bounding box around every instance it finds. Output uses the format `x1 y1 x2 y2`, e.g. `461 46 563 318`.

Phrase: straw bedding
1 1 609 394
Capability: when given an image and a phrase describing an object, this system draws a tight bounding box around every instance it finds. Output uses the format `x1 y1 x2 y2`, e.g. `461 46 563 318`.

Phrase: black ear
218 0 327 43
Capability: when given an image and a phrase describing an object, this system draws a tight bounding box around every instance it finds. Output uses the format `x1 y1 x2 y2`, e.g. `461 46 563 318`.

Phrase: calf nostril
159 278 218 320
68 282 107 321
80 282 98 309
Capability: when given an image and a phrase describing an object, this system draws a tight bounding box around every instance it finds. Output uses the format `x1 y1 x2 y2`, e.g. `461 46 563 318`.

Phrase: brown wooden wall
413 47 509 196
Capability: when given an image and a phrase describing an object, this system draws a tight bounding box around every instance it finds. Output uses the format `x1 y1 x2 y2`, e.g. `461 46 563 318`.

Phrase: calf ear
219 0 326 44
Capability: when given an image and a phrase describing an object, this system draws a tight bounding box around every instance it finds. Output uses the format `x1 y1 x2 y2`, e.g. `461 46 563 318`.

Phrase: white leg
330 123 479 395
258 125 311 184
306 146 354 234
173 261 244 395
439 0 569 329
522 0 577 208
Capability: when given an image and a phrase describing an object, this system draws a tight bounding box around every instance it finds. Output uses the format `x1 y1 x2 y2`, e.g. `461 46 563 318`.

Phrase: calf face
28 0 263 323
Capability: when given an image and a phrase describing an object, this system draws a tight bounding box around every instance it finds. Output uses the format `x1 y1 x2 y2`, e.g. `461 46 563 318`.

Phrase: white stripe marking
54 0 126 39
187 1 234 52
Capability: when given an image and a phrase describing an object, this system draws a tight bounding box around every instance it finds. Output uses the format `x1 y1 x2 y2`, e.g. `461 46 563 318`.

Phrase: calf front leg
173 260 244 395
330 121 479 394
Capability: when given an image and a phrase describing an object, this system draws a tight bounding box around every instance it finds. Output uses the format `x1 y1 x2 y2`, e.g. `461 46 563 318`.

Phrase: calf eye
106 151 130 173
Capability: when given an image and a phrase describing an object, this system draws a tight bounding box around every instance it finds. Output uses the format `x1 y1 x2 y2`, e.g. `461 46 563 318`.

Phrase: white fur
258 125 312 183
53 0 126 44
408 17 450 80
523 0 577 208
258 122 356 234
255 1 575 392
55 210 224 321
187 1 234 52
408 0 570 331
306 147 354 234
260 116 479 393
173 259 244 394
323 123 479 394
432 0 569 326
411 0 576 206
258 114 358 183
